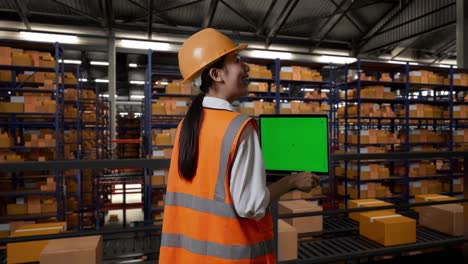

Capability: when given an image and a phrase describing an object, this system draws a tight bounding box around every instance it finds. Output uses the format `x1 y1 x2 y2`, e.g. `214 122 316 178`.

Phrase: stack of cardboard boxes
152 98 189 115
345 163 390 180
247 64 272 79
279 66 323 81
164 80 194 95
248 82 284 93
25 133 56 148
277 200 323 261
395 161 437 178
338 182 392 199
0 132 13 148
340 129 399 145
238 101 275 116
400 129 446 144
399 104 444 118
23 93 56 113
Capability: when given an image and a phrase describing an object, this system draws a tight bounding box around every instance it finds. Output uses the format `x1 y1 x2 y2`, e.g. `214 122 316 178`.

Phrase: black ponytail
178 56 226 180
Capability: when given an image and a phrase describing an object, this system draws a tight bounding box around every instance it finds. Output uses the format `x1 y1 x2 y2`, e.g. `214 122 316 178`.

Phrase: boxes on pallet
40 235 103 264
278 200 322 233
277 220 298 261
154 133 171 145
419 204 464 236
359 211 416 246
348 199 395 222
7 222 67 264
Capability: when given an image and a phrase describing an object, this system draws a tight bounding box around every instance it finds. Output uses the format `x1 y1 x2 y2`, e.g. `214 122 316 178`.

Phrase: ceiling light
438 64 451 68
60 59 81 65
130 95 145 99
90 61 109 66
387 60 406 65
319 55 356 64
19 31 79 44
409 62 419 65
160 81 169 85
78 78 88 82
130 80 145 85
95 79 109 83
129 63 138 68
302 88 315 92
120 39 171 51
250 50 293 60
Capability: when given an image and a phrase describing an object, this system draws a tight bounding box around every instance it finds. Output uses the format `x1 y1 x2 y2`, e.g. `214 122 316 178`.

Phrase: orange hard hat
178 28 248 84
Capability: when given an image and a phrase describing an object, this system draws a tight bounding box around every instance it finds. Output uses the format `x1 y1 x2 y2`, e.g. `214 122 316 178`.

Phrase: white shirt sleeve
230 122 270 221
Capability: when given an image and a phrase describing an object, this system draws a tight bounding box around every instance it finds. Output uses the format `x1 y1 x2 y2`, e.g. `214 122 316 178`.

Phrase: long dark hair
178 56 226 180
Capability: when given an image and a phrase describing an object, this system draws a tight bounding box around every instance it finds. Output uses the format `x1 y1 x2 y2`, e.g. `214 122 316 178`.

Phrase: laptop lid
259 114 330 176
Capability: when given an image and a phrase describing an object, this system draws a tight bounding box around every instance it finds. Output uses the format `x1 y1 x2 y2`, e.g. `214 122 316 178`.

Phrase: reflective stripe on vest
161 233 275 260
161 113 274 259
213 114 250 202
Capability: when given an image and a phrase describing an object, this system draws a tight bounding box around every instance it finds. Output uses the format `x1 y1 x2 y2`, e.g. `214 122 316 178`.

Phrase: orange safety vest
159 108 276 264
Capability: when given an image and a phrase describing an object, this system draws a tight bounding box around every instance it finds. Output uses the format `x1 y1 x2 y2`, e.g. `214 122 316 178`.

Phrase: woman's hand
291 172 320 192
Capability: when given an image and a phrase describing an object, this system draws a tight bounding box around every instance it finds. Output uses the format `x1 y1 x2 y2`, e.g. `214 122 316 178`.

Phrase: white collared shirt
203 96 270 221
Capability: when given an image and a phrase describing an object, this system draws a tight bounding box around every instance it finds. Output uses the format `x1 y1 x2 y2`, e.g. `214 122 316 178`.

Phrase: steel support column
457 0 468 68
108 36 117 155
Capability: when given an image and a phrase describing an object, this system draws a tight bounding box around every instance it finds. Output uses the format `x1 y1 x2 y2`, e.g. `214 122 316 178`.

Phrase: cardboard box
277 220 297 261
152 176 165 186
278 200 323 233
349 199 395 222
414 194 456 212
154 133 171 146
7 204 27 215
12 53 33 66
419 204 464 236
27 195 41 214
0 70 12 81
360 211 416 246
9 221 35 233
7 222 66 264
40 235 103 264
0 102 24 113
0 224 9 238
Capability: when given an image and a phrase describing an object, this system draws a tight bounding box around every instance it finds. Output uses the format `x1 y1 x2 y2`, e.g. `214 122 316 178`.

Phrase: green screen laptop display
259 115 329 173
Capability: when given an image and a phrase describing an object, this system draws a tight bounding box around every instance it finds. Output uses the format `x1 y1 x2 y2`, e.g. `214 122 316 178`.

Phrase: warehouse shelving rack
0 42 70 223
141 50 337 222
333 59 467 208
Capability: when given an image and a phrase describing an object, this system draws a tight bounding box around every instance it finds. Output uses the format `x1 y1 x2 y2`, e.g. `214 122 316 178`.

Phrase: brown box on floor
278 200 323 233
419 204 464 236
7 222 66 264
40 235 103 264
278 219 298 261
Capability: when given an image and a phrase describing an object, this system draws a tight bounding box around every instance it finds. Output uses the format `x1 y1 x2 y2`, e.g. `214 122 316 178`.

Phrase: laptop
258 114 330 182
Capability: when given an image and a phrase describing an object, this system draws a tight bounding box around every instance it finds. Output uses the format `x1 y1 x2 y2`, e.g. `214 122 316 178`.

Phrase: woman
159 28 320 264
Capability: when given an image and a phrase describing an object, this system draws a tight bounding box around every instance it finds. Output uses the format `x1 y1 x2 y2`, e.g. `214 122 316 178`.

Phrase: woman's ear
209 67 224 83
